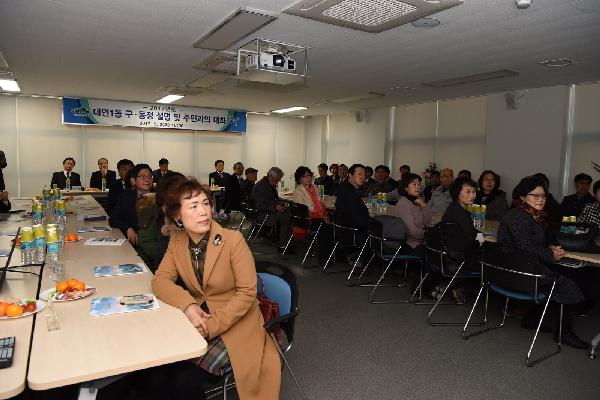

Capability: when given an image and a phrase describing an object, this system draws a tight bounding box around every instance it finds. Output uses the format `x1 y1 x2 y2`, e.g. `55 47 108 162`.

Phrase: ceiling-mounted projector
245 52 296 72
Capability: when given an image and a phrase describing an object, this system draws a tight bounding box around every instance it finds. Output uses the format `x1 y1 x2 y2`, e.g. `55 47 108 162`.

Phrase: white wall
0 97 310 196
485 85 568 198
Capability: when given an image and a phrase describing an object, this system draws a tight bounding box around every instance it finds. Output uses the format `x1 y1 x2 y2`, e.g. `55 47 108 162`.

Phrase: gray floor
244 238 600 400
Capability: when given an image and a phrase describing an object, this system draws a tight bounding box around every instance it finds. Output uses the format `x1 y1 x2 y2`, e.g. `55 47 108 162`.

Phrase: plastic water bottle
318 185 325 201
66 175 71 190
32 224 46 264
568 216 577 233
32 202 44 225
480 205 486 229
560 216 569 233
20 227 35 265
472 205 481 230
45 225 64 282
101 176 107 191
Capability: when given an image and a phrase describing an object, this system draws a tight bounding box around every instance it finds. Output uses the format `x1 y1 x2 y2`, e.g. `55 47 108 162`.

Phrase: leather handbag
258 275 282 344
556 223 600 252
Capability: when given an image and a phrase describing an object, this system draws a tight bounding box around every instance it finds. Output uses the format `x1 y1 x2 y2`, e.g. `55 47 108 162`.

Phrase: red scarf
517 200 549 228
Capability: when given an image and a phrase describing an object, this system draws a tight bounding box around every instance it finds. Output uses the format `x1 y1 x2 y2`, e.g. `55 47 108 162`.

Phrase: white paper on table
84 237 126 246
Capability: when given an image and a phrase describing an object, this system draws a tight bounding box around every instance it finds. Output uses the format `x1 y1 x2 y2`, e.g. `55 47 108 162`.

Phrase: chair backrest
255 261 299 343
290 202 310 229
481 242 546 297
425 222 463 273
369 216 406 254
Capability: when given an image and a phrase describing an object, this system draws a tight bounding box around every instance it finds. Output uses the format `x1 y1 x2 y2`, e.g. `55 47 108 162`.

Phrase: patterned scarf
517 200 549 228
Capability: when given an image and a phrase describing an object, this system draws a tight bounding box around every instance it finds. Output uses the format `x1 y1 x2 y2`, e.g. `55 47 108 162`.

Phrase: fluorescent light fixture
422 69 519 88
328 92 385 103
193 8 277 50
538 58 576 68
0 78 20 92
156 94 184 104
271 106 308 113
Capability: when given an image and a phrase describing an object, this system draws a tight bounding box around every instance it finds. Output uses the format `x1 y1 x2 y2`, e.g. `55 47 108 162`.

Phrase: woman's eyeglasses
136 174 153 181
527 193 546 200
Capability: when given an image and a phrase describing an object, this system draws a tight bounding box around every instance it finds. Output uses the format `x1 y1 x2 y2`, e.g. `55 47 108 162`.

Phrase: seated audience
366 165 396 196
422 170 440 202
338 164 349 185
152 179 281 400
561 173 594 217
458 169 471 179
329 163 340 184
390 173 431 256
152 158 171 184
209 159 229 188
429 168 454 213
240 167 257 204
107 159 134 212
440 176 480 303
0 149 5 191
498 176 589 349
293 166 329 223
225 162 245 211
50 157 81 189
89 157 117 189
136 172 186 272
251 167 292 253
333 164 369 264
531 173 562 231
578 180 600 229
314 163 335 196
364 166 375 186
109 163 153 245
399 164 411 180
475 170 508 221
0 190 10 213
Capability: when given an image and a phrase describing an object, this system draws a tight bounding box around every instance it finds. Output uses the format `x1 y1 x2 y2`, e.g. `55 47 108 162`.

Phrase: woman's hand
550 245 565 261
414 197 427 207
126 228 138 246
184 303 212 338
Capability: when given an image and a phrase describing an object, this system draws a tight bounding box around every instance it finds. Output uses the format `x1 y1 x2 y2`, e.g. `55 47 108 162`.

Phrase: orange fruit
56 281 69 293
72 281 85 292
25 301 37 313
0 302 8 317
68 234 77 241
6 304 24 317
66 278 80 289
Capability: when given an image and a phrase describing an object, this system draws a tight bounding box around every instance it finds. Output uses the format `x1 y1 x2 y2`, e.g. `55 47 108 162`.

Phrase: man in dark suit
365 165 397 196
152 158 171 184
251 167 292 253
50 157 82 189
89 157 117 190
333 164 369 265
208 159 230 187
314 163 334 195
107 159 134 212
240 167 257 204
225 162 245 211
0 150 6 191
0 190 10 213
109 163 153 245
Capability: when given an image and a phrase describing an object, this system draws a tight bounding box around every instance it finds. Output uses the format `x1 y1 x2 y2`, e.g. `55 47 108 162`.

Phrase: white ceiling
1 0 599 116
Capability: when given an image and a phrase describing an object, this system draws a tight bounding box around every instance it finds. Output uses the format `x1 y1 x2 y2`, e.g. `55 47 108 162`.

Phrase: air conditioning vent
193 51 246 75
284 0 462 33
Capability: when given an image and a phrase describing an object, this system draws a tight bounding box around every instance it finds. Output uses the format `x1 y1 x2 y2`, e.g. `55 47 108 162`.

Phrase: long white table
1 196 207 398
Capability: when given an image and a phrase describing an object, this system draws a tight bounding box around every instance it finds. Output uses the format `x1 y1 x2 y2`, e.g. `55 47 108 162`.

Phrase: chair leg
526 283 561 367
323 242 338 273
302 225 321 266
370 258 422 304
462 287 509 340
346 238 370 285
236 214 246 232
270 333 309 400
426 263 485 327
281 232 294 256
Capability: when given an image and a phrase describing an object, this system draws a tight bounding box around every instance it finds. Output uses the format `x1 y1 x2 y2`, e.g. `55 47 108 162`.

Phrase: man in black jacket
107 159 134 212
89 157 117 190
0 190 10 213
50 157 82 189
152 158 171 184
240 167 257 204
251 167 292 253
0 150 6 191
225 162 245 211
561 173 594 218
314 163 334 195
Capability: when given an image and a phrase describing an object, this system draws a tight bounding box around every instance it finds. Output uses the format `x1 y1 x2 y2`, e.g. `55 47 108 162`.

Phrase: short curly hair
449 176 477 201
513 176 548 199
163 178 213 223
294 166 313 184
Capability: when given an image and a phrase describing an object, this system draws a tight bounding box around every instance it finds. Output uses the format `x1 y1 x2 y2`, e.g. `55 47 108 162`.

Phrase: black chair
281 203 323 265
417 222 483 326
462 242 562 367
243 198 273 246
323 212 369 275
350 216 424 303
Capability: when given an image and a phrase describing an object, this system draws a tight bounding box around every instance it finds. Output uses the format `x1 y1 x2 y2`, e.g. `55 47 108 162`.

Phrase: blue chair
462 242 562 367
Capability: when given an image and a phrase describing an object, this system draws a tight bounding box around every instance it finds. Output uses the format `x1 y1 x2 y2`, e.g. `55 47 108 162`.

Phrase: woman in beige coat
152 179 281 400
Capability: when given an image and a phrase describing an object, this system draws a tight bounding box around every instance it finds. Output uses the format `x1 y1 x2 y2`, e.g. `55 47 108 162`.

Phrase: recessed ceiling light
271 106 308 113
156 94 184 104
423 69 519 88
411 17 439 28
0 78 20 92
328 92 385 103
538 58 576 68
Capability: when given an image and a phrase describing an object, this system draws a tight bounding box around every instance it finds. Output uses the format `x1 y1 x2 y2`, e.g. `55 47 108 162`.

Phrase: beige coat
151 222 281 400
293 184 316 211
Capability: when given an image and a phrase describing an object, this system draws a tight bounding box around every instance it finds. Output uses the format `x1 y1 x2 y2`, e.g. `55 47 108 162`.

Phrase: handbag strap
257 273 266 302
